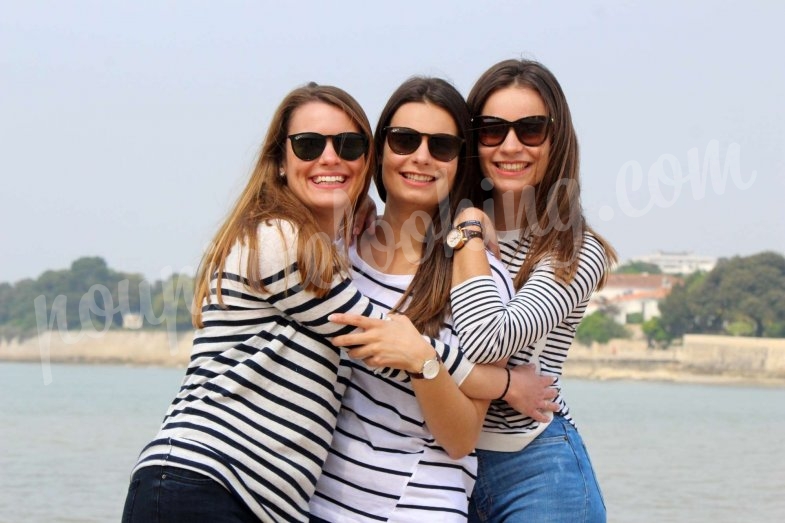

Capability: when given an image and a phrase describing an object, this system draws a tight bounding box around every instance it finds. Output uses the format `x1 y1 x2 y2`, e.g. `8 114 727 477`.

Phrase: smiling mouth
401 172 435 183
495 162 530 172
312 175 347 184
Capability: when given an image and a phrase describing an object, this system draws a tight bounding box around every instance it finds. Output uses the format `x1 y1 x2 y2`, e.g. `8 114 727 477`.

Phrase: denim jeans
121 465 258 523
468 415 606 523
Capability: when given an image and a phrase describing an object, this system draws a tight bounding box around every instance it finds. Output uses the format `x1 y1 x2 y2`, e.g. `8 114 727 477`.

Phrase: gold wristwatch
446 220 484 251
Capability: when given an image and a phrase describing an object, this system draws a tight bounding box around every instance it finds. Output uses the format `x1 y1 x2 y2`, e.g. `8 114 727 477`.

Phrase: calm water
1 362 784 522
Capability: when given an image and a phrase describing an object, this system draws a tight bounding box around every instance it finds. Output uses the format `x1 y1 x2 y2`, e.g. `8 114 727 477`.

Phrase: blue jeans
122 465 257 523
468 415 606 523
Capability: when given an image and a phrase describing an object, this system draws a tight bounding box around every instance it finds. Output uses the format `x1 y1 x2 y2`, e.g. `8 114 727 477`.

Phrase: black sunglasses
471 115 553 147
383 126 464 162
287 132 369 161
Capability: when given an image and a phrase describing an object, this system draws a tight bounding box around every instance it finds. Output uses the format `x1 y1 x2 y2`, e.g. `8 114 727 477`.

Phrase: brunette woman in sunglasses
309 77 559 522
448 59 618 522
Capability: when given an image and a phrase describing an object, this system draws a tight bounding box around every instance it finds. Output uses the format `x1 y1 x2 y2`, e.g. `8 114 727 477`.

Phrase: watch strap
455 220 484 233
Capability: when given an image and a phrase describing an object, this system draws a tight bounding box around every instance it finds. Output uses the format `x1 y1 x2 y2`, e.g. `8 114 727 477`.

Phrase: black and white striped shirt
450 229 609 449
309 246 513 522
131 220 472 522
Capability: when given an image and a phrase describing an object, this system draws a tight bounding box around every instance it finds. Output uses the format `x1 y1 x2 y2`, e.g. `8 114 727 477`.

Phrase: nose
319 138 341 164
499 127 524 153
412 136 431 163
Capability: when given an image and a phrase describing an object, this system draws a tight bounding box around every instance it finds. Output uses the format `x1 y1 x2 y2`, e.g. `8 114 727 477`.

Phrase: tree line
4 252 784 345
577 251 785 347
0 257 194 340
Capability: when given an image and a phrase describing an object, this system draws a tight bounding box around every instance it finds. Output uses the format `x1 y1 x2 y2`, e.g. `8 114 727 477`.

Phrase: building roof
605 274 683 290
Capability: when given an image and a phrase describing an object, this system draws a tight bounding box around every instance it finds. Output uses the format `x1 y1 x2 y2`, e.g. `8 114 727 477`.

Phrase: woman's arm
331 313 487 459
449 210 610 365
330 313 557 457
245 221 475 382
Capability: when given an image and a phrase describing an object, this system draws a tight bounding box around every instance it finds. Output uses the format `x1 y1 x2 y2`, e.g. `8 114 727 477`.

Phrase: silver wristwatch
408 353 442 380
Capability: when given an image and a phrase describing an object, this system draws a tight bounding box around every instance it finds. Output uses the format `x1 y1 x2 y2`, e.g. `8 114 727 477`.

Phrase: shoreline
2 331 784 388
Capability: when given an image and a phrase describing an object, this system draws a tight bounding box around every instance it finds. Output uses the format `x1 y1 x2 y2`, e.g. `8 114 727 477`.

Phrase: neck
358 200 432 275
492 187 536 232
314 210 344 242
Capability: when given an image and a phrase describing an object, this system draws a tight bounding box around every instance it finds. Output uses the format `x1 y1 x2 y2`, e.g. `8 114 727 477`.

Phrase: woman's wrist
453 208 486 229
409 337 438 374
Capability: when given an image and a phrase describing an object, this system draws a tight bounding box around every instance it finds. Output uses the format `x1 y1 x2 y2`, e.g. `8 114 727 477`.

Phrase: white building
630 251 716 275
587 274 682 323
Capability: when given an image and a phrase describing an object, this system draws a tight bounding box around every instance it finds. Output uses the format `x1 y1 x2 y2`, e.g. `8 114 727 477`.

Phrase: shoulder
487 251 515 302
567 231 611 291
246 219 301 269
578 231 610 271
253 219 307 254
256 218 298 240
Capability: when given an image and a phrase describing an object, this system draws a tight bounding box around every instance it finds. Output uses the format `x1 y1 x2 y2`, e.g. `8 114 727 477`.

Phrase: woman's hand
503 364 559 423
329 312 433 373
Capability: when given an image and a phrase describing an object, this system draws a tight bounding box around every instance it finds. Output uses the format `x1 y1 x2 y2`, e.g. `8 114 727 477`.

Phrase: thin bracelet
455 219 483 232
497 368 511 400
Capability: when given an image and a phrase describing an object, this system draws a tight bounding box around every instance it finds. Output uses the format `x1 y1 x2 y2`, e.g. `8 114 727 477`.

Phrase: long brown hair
374 77 474 337
192 83 375 328
467 59 617 289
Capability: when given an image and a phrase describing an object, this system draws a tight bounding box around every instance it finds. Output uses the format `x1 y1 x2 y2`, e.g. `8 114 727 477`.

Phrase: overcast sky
2 1 783 284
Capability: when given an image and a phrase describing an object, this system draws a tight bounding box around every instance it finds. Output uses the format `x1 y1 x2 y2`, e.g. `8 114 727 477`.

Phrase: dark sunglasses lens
386 129 421 155
290 134 326 161
428 135 462 161
514 116 550 146
476 120 509 147
334 133 367 161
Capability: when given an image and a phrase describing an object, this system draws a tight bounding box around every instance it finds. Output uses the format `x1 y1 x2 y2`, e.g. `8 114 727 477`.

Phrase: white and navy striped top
450 229 609 450
309 246 513 522
131 220 472 522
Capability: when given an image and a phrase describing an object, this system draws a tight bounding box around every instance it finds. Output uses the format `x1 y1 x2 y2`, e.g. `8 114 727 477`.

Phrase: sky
2 0 783 284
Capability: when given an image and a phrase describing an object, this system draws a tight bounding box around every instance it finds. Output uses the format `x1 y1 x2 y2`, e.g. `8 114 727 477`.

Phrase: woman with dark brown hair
310 76 556 522
450 59 617 522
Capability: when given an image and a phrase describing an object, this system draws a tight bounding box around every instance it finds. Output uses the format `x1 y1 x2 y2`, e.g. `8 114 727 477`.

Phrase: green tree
615 261 662 274
659 252 785 338
577 311 630 345
659 272 701 338
626 312 644 324
0 256 197 338
641 317 670 348
150 273 195 333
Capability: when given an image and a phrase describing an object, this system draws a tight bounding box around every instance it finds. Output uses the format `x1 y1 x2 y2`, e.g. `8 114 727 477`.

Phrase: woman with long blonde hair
123 82 379 523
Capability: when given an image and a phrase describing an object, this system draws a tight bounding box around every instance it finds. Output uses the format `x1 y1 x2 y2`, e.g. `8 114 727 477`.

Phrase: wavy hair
467 59 617 289
192 83 375 328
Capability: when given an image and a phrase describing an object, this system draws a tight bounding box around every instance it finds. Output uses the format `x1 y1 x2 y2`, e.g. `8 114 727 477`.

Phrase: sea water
1 362 783 522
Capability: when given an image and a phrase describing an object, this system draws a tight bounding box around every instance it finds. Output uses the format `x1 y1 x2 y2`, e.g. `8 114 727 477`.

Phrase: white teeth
402 173 435 182
313 175 346 184
496 162 528 171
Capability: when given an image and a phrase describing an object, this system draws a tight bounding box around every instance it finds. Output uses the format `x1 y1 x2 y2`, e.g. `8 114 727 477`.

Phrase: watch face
446 228 463 248
422 358 440 379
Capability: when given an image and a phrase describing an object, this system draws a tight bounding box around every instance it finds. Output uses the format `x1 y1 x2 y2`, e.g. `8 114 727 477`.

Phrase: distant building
588 274 683 323
629 251 716 275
